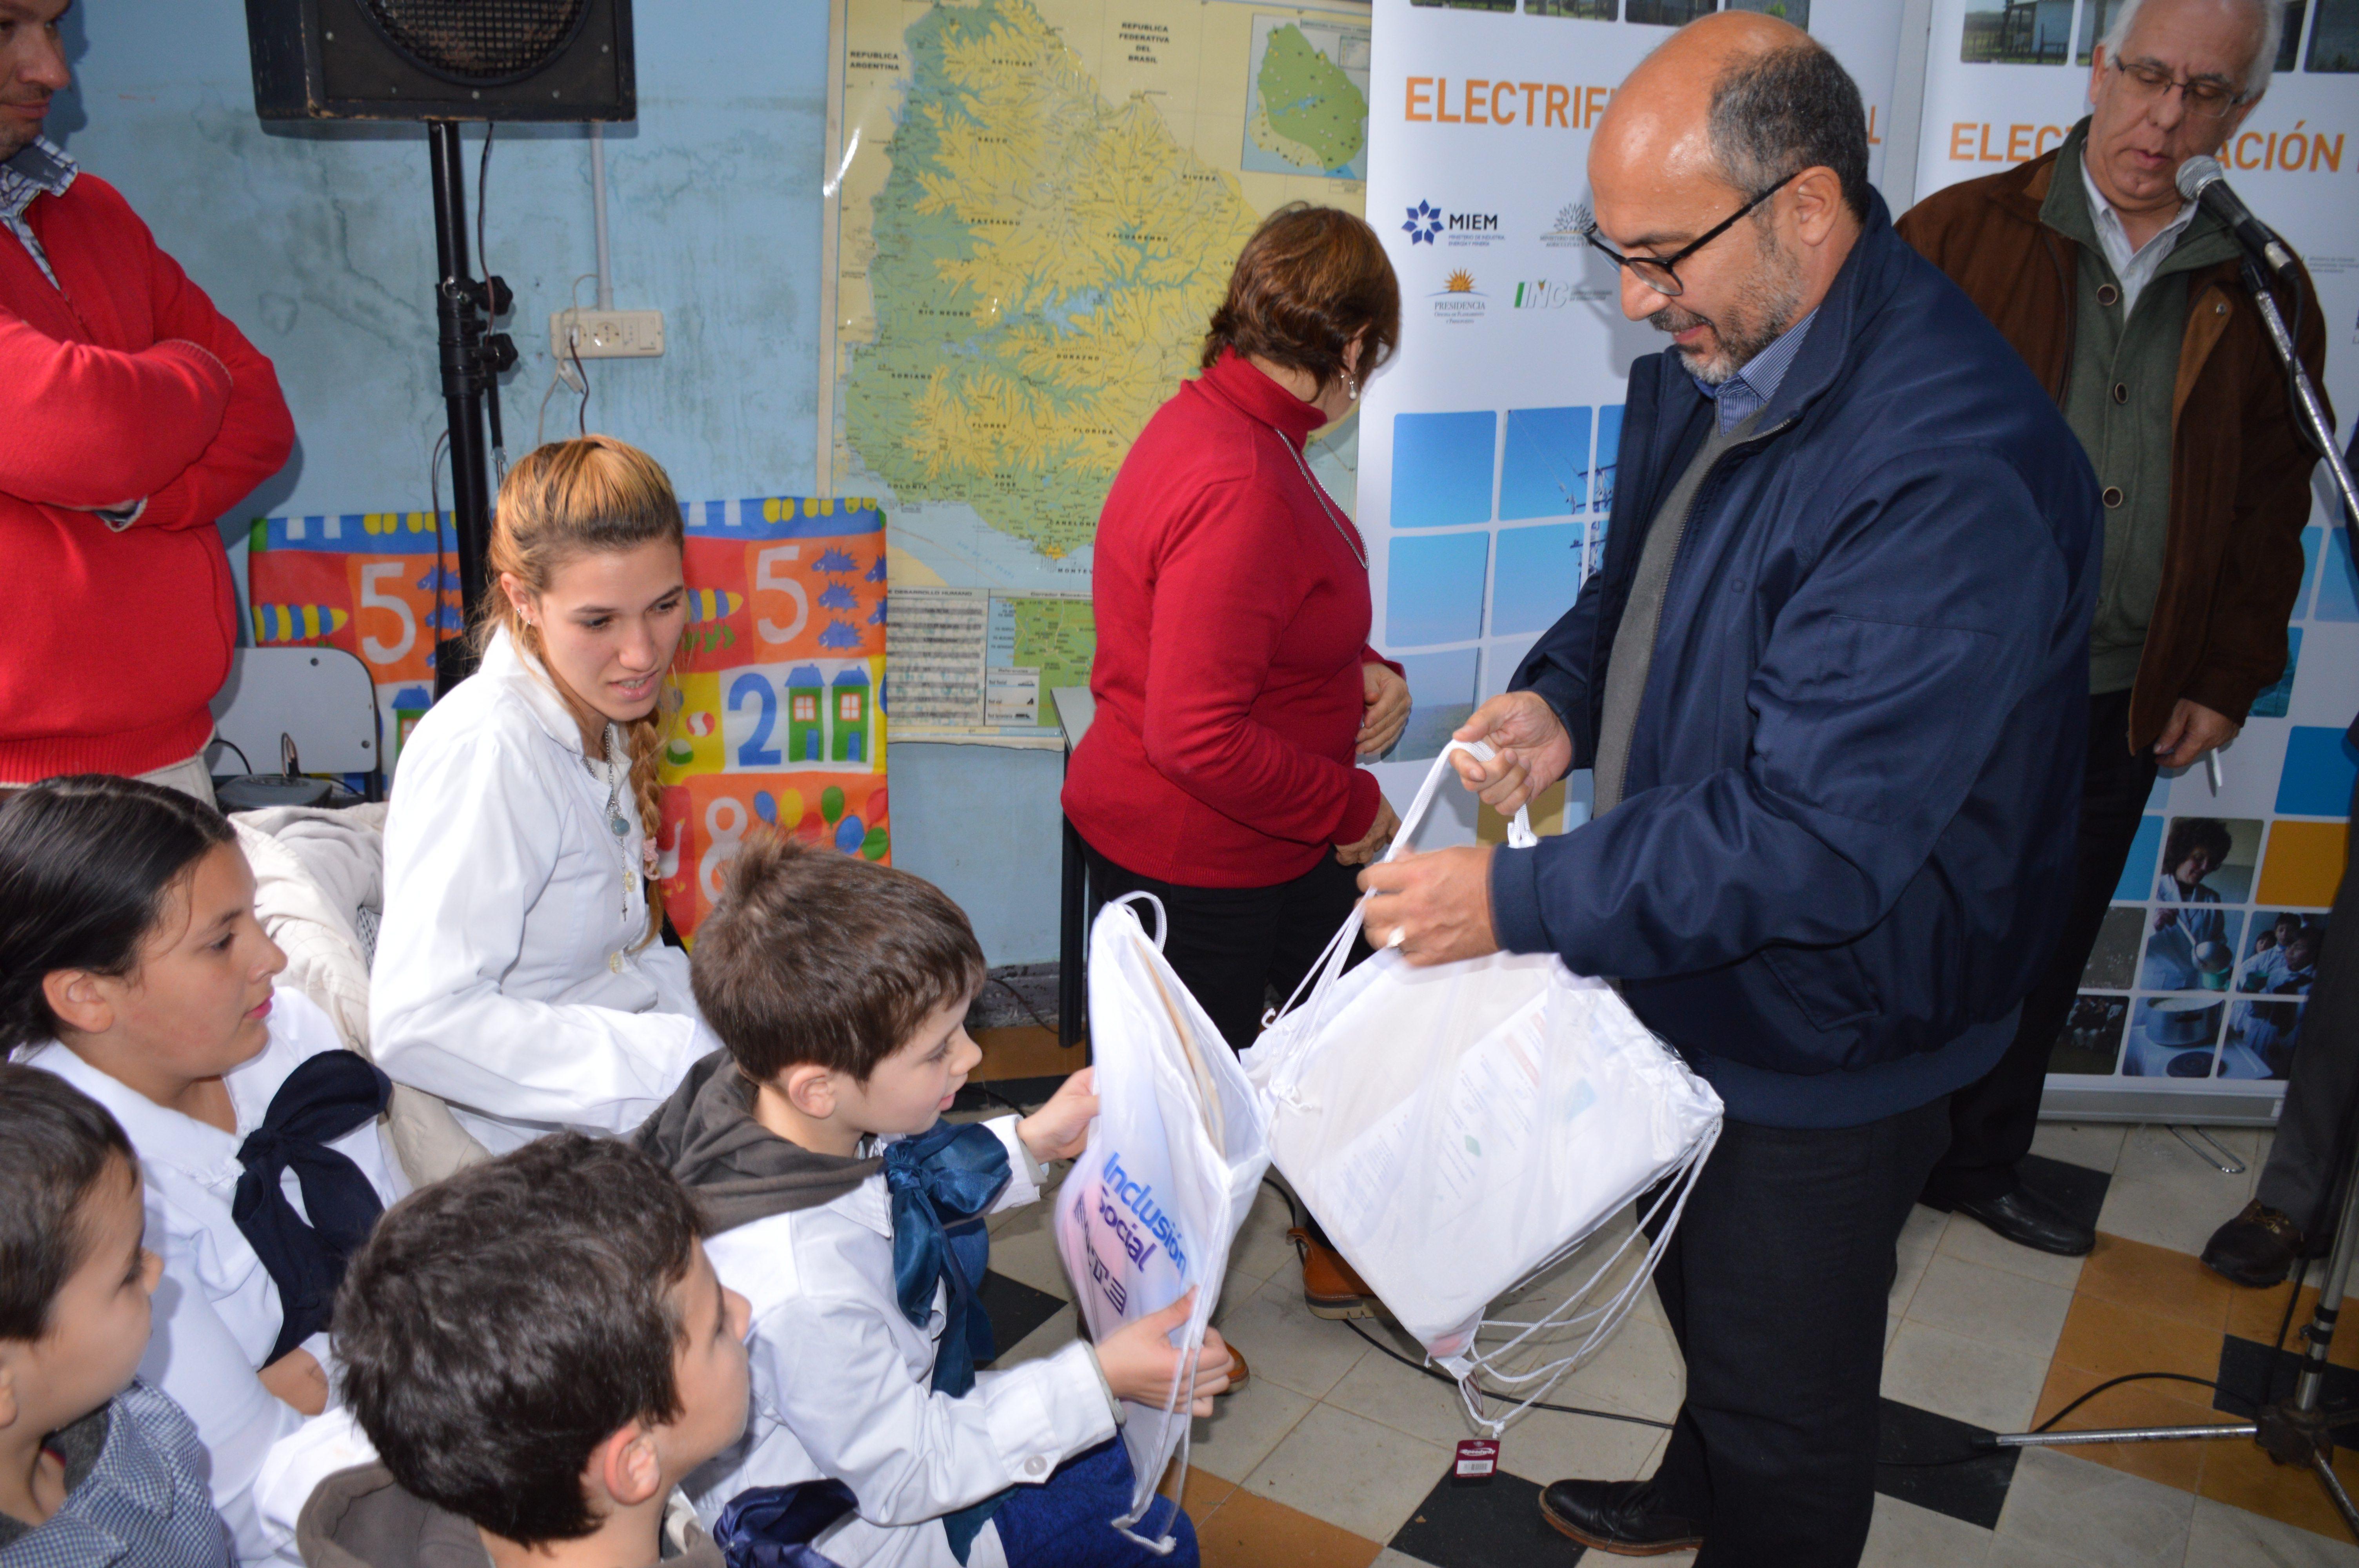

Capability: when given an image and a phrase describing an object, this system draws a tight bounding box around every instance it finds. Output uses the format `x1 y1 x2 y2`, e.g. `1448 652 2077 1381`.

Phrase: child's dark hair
333 1134 705 1544
0 775 235 1054
691 833 987 1085
0 1064 138 1341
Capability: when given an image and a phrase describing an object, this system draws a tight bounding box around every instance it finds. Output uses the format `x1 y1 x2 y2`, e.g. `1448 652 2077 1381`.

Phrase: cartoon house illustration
787 665 825 762
831 667 871 764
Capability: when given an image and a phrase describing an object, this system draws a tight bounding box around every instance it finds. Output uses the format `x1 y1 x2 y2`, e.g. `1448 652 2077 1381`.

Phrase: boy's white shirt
370 625 716 1153
21 989 411 1565
688 1114 1119 1568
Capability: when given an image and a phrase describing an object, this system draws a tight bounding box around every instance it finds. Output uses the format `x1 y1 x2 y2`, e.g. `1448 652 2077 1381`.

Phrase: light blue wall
56 0 1061 962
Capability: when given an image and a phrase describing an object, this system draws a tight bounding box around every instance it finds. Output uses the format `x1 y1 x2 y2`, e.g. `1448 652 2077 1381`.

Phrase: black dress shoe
1950 1188 2094 1257
2202 1200 2302 1287
1539 1479 1705 1556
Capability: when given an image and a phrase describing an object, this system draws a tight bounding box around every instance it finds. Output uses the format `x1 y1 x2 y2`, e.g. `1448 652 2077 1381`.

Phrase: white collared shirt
2079 152 2199 316
687 1116 1118 1568
370 626 716 1153
22 989 409 1565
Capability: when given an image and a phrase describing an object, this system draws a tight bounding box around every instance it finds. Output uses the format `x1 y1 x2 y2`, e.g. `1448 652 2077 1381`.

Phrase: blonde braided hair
475 436 683 948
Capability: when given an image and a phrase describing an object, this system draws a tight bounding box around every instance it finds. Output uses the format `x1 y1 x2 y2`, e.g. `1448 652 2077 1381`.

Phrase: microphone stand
1980 251 2359 1545
2236 256 2359 564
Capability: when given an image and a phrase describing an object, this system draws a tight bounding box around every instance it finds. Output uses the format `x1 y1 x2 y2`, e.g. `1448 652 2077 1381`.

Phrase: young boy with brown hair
638 836 1229 1568
298 1134 758 1568
0 1064 230 1568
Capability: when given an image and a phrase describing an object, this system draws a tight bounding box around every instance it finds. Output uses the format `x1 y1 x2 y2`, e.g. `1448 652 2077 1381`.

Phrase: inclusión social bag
1054 893 1270 1552
1240 743 1723 1432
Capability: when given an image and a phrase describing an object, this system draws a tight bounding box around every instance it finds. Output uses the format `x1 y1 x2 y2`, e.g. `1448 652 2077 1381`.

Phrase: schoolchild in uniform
0 1066 231 1568
299 1135 757 1568
371 436 717 1153
637 835 1233 1568
0 777 409 1563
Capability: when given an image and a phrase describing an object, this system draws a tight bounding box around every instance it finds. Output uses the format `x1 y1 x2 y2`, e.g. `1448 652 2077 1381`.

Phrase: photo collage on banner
247 497 889 944
1359 0 1910 830
1916 0 2359 1099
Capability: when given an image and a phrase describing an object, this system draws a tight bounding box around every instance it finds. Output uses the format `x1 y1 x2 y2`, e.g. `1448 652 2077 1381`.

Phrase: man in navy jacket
1359 15 2098 1564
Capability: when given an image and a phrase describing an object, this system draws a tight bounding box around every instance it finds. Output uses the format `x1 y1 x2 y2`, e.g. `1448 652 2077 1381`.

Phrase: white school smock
370 626 715 1153
22 989 410 1565
686 1116 1120 1568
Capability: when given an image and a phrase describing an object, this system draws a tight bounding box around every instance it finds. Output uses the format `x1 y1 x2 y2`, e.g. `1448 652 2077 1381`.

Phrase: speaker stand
427 119 514 696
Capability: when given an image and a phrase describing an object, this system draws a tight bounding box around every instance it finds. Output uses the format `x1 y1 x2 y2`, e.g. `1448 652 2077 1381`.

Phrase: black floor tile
1390 1468 1586 1567
976 1270 1065 1365
1875 1396 2018 1530
2019 1152 2112 1236
2215 1334 2359 1419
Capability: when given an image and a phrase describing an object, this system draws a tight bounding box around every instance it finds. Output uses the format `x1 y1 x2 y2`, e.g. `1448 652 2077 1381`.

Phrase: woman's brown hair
1200 203 1400 392
475 436 683 946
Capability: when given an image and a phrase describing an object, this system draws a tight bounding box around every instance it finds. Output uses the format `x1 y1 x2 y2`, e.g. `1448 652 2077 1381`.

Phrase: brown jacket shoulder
1897 144 2329 753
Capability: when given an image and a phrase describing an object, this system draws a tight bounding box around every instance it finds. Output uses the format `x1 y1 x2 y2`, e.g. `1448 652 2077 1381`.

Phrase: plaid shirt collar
0 134 76 223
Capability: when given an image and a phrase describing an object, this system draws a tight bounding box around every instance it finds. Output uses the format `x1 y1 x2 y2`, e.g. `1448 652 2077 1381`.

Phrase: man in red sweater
0 0 294 799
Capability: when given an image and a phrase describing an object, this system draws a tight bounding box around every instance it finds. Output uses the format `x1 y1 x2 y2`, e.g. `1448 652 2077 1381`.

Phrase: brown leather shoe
2203 1200 2303 1287
1219 1344 1248 1394
1290 1227 1380 1320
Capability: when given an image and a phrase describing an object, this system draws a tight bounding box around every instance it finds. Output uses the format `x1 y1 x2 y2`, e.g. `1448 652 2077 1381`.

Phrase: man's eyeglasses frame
1576 170 1801 299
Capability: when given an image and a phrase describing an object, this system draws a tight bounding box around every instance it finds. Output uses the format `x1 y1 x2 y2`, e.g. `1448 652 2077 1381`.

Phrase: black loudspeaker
245 0 634 122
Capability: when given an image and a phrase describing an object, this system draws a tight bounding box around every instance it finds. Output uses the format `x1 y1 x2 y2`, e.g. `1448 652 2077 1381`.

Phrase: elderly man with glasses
1356 13 2097 1562
1898 0 2327 1266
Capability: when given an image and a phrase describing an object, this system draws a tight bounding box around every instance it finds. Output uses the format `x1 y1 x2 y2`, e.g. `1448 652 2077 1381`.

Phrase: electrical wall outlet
550 307 665 360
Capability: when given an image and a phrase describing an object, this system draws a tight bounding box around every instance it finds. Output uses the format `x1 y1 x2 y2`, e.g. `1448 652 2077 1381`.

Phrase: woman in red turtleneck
1064 205 1408 1062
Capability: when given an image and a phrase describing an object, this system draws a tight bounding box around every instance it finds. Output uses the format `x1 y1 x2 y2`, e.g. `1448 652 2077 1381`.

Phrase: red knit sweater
1064 351 1396 888
0 171 294 780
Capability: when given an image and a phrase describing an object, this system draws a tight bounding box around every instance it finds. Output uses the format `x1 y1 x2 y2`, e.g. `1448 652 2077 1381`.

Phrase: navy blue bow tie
883 1119 1014 1561
714 1479 856 1568
231 1049 392 1363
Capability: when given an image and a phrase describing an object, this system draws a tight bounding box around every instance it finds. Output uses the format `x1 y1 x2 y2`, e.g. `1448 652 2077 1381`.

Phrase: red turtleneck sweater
1064 350 1396 887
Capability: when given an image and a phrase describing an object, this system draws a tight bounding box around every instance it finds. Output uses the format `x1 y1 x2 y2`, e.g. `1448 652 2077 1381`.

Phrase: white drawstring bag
1240 743 1723 1433
1054 893 1270 1552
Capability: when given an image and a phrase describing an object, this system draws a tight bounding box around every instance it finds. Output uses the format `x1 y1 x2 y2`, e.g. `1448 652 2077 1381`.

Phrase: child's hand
1094 1290 1234 1417
1016 1068 1097 1163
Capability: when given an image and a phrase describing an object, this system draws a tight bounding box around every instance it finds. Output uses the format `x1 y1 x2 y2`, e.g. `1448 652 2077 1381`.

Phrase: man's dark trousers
2254 768 2359 1238
1641 1096 1952 1565
1924 688 2155 1205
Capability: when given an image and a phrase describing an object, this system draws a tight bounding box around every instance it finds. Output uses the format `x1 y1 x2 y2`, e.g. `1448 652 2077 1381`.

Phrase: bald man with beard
1356 15 2099 1561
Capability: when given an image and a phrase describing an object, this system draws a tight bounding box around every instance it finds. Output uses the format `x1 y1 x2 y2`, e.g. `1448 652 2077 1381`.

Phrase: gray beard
1650 228 1805 385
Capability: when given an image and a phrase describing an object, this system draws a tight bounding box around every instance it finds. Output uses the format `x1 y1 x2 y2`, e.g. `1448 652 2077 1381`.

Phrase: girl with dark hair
370 436 717 1154
2 775 408 1563
1062 204 1406 1318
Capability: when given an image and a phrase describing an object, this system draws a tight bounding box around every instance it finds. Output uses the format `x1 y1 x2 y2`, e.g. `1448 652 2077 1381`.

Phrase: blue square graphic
2114 815 2166 902
1394 648 1482 762
1592 405 1625 515
1491 524 1585 637
1390 412 1497 530
2276 726 2359 817
2250 626 2302 720
1387 532 1491 647
2318 528 2359 623
1499 407 1591 521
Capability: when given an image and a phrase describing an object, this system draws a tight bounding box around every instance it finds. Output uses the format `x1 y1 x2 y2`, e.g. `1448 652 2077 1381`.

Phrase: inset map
1243 16 1371 180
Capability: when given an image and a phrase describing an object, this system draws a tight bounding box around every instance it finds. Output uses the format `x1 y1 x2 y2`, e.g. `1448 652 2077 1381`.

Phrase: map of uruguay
842 0 1261 561
1251 24 1369 173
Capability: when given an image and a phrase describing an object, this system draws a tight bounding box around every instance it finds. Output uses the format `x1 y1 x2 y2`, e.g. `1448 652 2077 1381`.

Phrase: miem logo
1403 200 1443 243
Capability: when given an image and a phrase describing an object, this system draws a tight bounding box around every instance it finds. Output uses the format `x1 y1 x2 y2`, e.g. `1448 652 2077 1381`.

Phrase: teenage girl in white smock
370 437 716 1154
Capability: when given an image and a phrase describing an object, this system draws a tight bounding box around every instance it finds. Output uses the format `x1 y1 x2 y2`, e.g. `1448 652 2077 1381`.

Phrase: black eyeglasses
1576 170 1799 298
2108 55 2246 120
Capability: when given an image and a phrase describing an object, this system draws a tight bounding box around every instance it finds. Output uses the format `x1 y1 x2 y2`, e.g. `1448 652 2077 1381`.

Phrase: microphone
2176 156 2299 278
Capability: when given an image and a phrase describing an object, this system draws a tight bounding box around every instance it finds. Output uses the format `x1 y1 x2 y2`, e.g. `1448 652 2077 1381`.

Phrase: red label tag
1454 1439 1499 1479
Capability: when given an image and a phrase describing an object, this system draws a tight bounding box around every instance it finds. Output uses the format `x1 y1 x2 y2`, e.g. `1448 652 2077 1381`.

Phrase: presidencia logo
1433 268 1487 322
1403 200 1442 244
